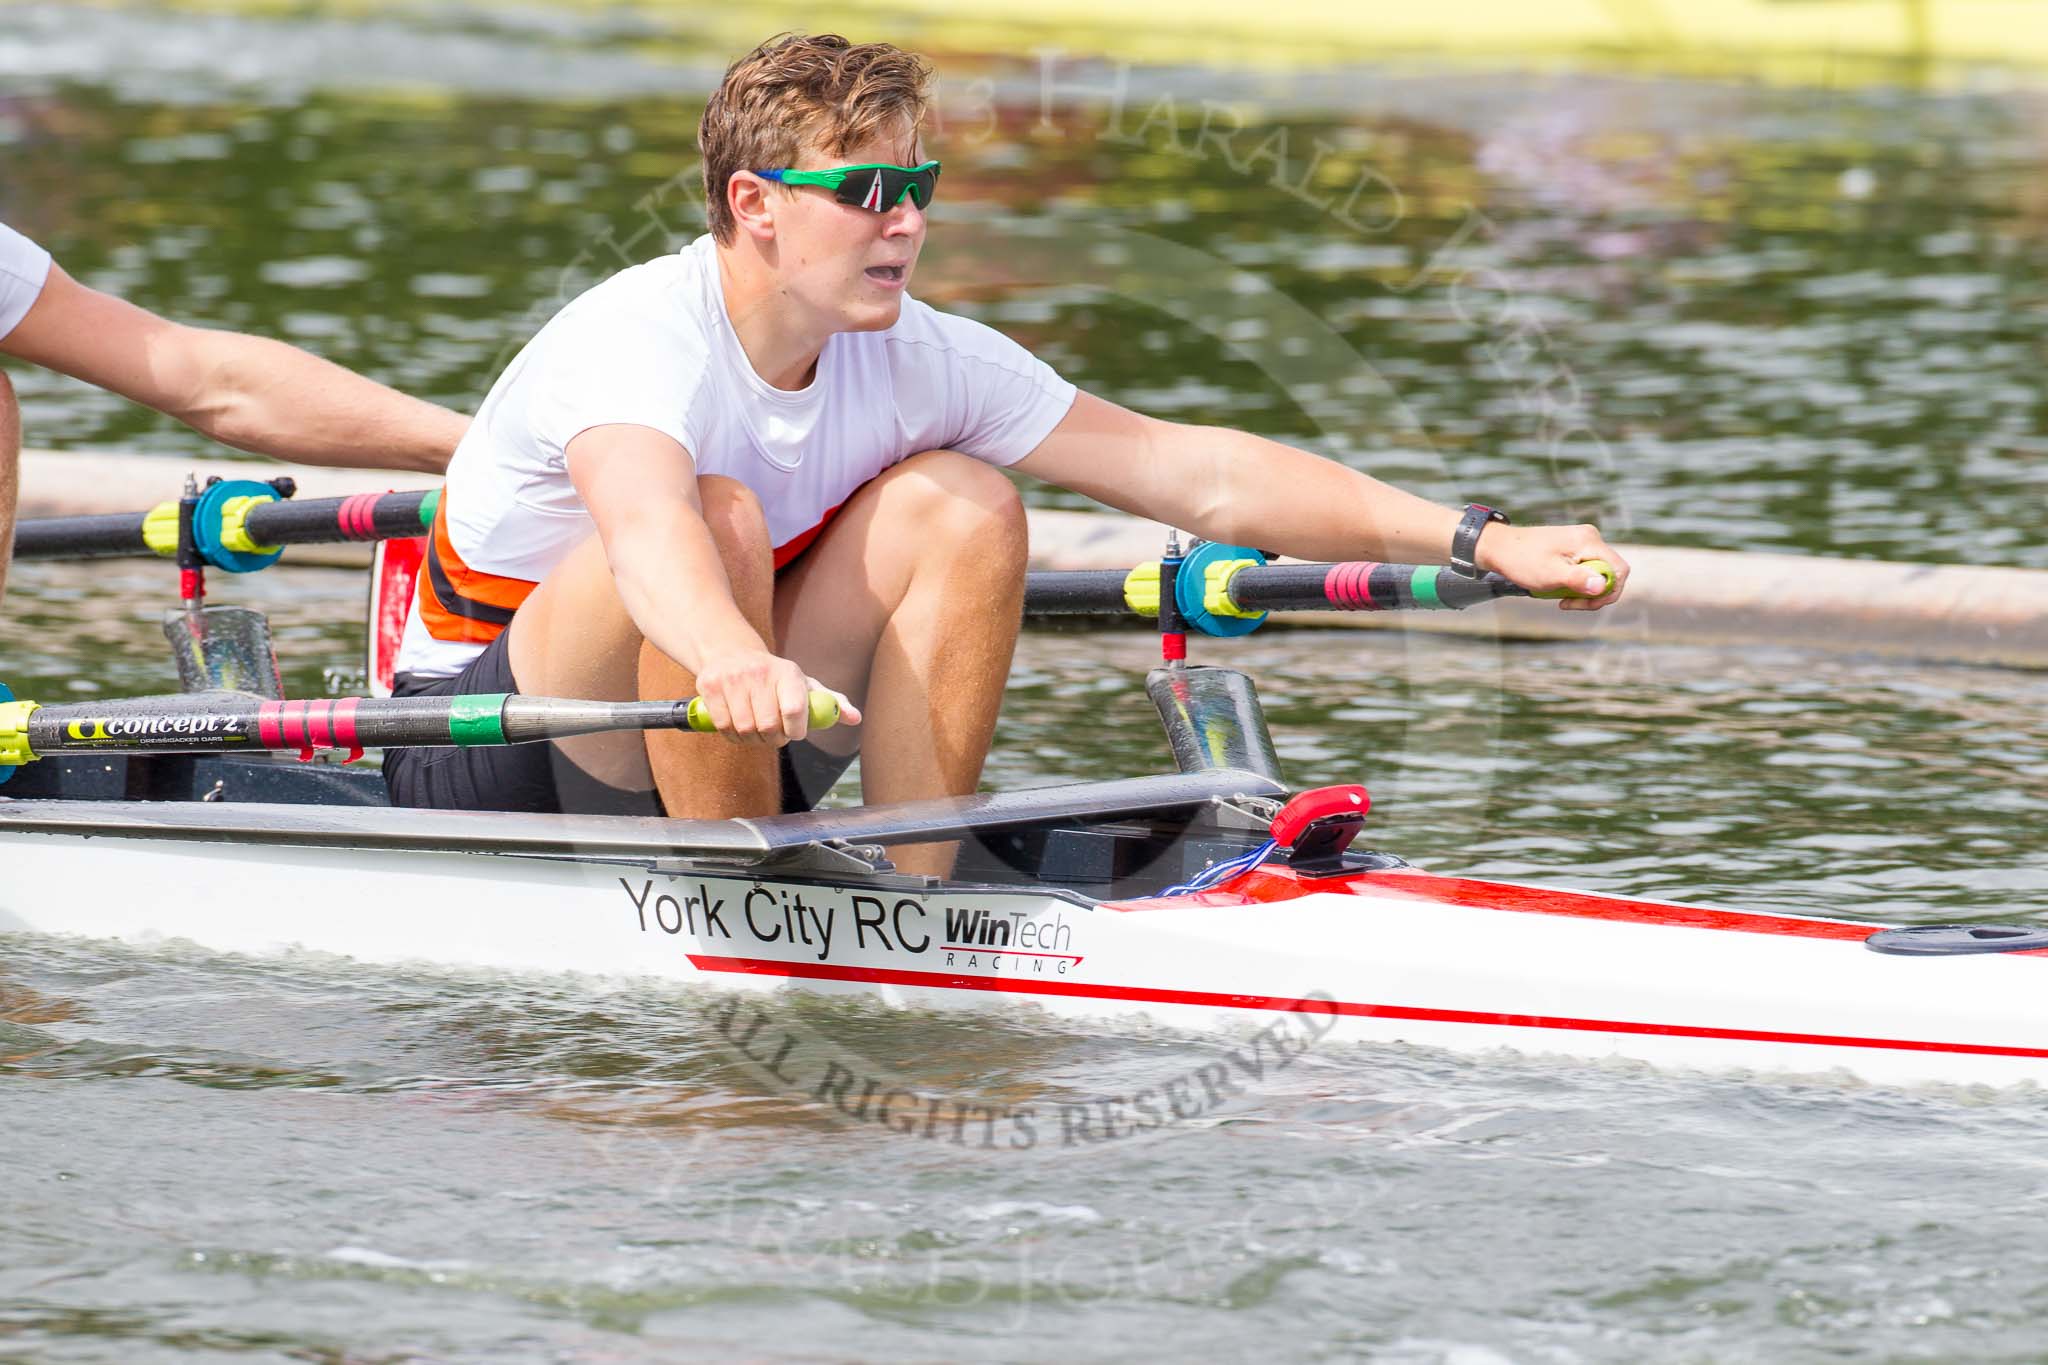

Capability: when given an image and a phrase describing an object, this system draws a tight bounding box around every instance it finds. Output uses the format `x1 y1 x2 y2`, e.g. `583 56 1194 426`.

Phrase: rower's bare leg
773 450 1027 876
506 475 777 813
0 370 19 607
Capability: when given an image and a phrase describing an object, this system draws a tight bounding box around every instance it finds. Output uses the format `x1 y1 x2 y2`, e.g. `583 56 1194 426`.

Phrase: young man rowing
386 34 1630 872
0 221 465 606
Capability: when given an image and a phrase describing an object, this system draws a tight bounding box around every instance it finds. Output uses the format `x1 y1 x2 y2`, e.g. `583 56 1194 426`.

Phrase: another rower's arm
1011 391 1629 608
0 264 465 474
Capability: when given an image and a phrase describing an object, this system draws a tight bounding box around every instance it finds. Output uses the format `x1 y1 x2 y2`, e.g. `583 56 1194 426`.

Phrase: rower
384 33 1632 874
0 220 467 607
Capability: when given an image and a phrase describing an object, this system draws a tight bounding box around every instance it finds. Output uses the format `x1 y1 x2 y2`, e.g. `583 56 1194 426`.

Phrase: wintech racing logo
938 904 1081 974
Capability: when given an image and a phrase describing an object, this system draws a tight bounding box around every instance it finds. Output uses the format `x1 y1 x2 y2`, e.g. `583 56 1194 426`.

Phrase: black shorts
382 629 853 816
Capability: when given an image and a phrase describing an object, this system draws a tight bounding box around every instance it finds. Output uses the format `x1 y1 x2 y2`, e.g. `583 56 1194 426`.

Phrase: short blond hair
700 34 934 244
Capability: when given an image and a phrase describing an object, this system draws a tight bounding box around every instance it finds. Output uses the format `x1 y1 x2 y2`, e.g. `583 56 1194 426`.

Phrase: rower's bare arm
1013 391 1628 608
0 264 465 474
565 424 857 740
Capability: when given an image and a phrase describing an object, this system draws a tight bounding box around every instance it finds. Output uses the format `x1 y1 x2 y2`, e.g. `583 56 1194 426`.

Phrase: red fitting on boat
1270 785 1371 870
1271 784 1370 846
1161 633 1187 662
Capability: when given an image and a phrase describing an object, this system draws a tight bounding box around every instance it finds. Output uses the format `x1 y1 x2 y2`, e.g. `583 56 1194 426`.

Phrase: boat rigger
5 478 2045 1091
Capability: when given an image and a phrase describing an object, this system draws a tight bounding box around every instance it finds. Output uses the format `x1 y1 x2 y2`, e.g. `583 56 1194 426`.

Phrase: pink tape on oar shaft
331 697 360 748
1325 562 1386 610
337 494 382 540
258 699 359 749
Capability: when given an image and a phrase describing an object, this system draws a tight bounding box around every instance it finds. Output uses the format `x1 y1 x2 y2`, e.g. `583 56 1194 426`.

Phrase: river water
4 5 2048 1361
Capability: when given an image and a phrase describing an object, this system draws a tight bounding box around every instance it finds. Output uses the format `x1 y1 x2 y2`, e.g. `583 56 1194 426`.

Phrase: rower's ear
727 170 779 243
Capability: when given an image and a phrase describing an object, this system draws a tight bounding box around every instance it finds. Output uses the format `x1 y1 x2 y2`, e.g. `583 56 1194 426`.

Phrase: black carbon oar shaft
244 490 436 546
0 689 840 764
1022 570 1132 613
9 511 160 561
11 489 437 562
1022 561 1531 616
1224 562 1515 612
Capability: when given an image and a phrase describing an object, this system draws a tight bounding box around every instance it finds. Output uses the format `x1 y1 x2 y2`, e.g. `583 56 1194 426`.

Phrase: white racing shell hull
5 817 2048 1089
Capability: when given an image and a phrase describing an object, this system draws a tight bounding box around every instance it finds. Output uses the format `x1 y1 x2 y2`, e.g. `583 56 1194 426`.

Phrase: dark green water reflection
3 23 2045 564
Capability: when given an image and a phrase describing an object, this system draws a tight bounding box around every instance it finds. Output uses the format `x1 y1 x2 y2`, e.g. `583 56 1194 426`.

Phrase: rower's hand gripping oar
1526 560 1618 600
0 687 842 772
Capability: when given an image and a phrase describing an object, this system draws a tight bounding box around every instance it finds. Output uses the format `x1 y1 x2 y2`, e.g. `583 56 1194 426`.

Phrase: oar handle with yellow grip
1527 559 1617 601
0 685 847 784
683 691 842 734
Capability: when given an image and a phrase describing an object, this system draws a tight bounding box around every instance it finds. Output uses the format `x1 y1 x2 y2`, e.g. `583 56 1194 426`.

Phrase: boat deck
0 754 1327 900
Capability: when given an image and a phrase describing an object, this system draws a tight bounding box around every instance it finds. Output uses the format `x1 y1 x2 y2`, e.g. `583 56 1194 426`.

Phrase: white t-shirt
0 221 52 341
396 234 1077 678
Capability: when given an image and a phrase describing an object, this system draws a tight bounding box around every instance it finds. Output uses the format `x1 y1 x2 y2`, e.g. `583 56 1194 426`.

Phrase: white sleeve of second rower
525 295 708 473
0 221 54 342
891 303 1078 468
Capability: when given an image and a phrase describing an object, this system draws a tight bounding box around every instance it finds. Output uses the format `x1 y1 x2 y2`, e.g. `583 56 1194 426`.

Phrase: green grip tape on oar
1530 558 1616 600
684 691 841 734
1408 564 1443 608
448 692 510 746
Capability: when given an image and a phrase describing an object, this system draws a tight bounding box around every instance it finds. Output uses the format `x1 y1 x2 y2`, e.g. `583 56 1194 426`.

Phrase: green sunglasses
754 160 941 212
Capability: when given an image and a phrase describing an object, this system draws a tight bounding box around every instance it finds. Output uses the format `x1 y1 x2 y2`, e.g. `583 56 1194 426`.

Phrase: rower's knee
891 450 1027 564
696 474 775 626
698 474 772 577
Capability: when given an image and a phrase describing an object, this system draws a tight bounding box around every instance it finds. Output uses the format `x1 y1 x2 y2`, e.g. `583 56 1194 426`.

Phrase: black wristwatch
1449 503 1509 578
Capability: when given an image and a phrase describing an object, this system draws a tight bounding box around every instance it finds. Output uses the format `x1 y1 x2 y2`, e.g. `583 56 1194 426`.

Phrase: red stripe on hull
1109 866 1895 944
685 953 2048 1061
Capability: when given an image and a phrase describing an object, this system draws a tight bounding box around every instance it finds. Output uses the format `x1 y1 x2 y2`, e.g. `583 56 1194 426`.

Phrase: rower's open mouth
865 264 907 285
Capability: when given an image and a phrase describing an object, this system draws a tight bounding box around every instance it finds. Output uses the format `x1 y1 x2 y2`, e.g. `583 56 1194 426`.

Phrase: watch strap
1450 503 1509 578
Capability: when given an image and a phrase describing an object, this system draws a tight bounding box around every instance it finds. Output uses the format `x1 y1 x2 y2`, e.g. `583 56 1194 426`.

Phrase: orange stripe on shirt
418 493 851 645
416 496 538 646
